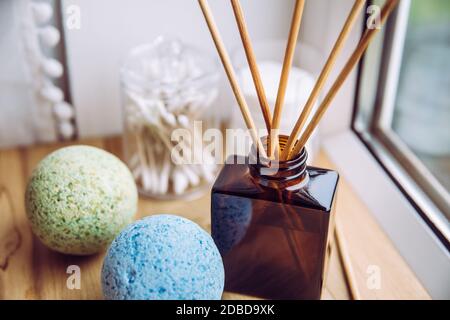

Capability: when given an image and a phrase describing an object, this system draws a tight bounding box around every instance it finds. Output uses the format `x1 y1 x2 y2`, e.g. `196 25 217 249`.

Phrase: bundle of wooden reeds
198 0 400 300
198 0 399 161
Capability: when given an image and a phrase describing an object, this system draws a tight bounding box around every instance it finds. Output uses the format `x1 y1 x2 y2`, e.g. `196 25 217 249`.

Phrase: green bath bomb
25 145 138 255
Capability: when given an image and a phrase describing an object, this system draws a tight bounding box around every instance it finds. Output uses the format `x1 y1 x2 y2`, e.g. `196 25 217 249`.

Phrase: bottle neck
248 135 308 190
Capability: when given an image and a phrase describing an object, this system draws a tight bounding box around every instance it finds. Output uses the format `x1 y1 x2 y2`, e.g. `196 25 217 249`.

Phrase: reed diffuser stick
335 219 361 300
198 0 267 158
281 0 365 161
287 0 399 159
231 0 272 134
270 0 305 159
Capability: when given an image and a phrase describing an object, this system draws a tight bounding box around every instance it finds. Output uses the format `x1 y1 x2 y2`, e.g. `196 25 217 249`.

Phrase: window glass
391 0 450 192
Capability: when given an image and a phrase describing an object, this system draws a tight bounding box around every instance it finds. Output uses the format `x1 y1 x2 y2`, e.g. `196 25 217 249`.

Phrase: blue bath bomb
101 214 224 300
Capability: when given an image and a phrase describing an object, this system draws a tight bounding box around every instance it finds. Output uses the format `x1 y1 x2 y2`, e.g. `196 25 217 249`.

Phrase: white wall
301 0 364 137
62 0 363 139
62 0 296 138
0 0 364 147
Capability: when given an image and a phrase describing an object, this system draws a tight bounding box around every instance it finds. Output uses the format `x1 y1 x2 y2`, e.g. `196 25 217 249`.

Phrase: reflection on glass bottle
212 194 253 255
211 136 339 299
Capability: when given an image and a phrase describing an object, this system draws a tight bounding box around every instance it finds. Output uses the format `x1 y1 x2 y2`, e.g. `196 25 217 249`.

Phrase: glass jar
120 37 220 199
211 135 339 299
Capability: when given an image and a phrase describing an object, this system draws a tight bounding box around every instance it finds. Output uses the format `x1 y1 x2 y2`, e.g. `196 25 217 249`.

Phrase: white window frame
317 0 450 299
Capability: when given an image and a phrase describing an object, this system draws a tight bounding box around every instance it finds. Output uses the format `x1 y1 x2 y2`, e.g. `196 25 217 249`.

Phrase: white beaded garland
27 1 74 140
39 26 60 47
41 58 63 78
31 2 53 24
58 121 75 139
40 86 64 103
53 102 75 120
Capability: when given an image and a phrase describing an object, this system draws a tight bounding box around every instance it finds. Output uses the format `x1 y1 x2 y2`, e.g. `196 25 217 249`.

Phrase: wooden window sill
0 136 430 299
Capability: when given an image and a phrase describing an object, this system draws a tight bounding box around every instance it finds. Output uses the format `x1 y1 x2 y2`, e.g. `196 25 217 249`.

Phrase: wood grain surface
0 136 429 299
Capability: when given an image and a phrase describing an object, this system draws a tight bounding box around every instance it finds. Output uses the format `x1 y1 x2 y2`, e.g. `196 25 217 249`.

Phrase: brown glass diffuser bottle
211 136 339 300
